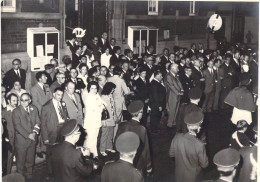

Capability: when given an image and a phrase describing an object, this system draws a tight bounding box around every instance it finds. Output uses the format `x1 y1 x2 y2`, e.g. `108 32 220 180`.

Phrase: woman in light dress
82 81 105 159
100 47 111 68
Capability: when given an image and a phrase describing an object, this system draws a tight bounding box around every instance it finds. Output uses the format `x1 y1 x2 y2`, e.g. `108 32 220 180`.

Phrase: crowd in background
1 31 258 182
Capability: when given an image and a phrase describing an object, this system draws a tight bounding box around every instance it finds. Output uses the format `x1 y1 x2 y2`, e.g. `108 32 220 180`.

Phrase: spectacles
21 99 30 102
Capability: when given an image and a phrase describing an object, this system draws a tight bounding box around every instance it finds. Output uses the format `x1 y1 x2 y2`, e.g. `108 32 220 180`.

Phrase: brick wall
1 19 60 53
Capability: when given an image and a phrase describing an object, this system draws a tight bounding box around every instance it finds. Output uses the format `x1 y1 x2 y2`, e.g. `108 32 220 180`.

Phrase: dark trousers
16 140 36 179
150 108 162 132
220 87 231 109
202 91 215 112
7 149 14 174
213 90 221 110
140 104 148 127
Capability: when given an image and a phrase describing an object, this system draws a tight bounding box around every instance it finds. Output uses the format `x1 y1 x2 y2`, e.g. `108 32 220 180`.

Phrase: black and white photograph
1 0 259 181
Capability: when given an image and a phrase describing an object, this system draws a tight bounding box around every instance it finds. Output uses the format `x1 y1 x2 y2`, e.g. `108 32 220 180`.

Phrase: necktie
17 70 20 77
26 107 30 115
43 86 46 95
71 95 78 110
58 104 65 120
110 96 115 118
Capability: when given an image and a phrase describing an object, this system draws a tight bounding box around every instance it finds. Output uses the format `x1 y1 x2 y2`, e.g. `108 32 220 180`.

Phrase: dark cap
2 173 25 182
213 148 240 170
60 119 79 136
116 132 140 153
239 72 251 86
184 111 204 125
188 87 202 100
127 100 144 114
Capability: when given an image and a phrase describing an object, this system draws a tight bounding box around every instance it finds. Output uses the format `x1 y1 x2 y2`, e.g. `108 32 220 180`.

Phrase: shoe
36 152 43 158
101 152 107 156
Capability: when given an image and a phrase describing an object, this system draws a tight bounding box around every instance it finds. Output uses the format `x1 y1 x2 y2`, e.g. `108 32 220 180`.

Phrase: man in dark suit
108 38 116 54
164 63 183 128
219 54 234 109
101 132 143 182
66 35 77 55
124 49 133 62
191 59 205 90
213 59 222 111
50 119 93 182
231 50 241 88
143 56 155 83
180 66 193 104
88 36 101 62
249 54 258 95
135 67 149 126
202 59 216 112
13 93 40 179
160 48 169 68
3 59 26 93
187 43 196 57
149 70 166 133
99 32 109 53
110 46 121 66
44 64 55 86
115 101 152 174
67 68 85 93
169 111 208 182
72 46 82 69
41 87 70 179
178 57 186 79
2 93 18 174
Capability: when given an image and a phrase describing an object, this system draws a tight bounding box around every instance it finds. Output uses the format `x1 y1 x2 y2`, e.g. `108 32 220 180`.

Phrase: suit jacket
62 92 83 126
110 54 120 66
66 41 76 54
67 77 86 91
88 42 101 62
191 67 204 90
31 83 52 114
50 81 64 94
149 80 166 110
219 63 234 90
164 72 183 106
50 141 93 182
3 68 26 92
135 78 149 102
115 119 152 171
230 58 241 88
202 68 216 94
72 54 81 69
215 67 222 92
108 44 115 55
101 159 143 182
2 107 15 146
143 65 155 83
180 74 193 103
249 60 258 94
98 38 109 53
239 146 257 182
160 55 169 68
41 100 70 144
169 133 208 182
12 105 40 148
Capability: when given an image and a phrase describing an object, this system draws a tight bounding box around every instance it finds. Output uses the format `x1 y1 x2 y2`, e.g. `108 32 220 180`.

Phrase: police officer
169 111 209 182
213 148 240 182
115 100 152 174
50 119 93 182
101 132 144 182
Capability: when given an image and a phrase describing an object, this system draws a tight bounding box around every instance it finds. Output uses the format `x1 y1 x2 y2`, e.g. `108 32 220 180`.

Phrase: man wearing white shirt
41 87 69 179
62 82 83 125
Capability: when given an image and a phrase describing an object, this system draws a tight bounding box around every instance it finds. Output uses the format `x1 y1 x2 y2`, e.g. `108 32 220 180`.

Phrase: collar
225 63 229 67
170 72 176 77
52 98 61 106
6 105 15 112
185 74 190 78
195 66 200 71
38 82 44 89
120 157 133 164
180 63 184 66
132 118 140 122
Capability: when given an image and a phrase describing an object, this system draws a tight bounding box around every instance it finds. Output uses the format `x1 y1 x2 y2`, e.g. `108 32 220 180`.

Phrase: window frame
148 0 158 15
1 0 16 12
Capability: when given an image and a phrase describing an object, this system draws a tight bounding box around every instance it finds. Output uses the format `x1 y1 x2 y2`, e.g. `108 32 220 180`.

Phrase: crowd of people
1 31 258 182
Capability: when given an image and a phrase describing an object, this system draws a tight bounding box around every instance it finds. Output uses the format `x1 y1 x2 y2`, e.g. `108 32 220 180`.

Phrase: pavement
8 108 258 182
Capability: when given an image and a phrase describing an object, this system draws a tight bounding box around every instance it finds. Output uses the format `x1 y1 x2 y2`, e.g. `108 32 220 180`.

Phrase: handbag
101 105 110 120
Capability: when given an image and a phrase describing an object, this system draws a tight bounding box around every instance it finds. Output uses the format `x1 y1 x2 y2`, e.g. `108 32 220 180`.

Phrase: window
148 0 158 15
1 0 16 12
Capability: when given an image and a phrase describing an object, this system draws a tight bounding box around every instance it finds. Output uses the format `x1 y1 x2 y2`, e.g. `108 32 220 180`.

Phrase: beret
2 173 25 182
116 132 140 153
213 148 240 169
239 72 251 86
127 100 144 114
184 111 204 125
188 87 202 100
60 119 79 136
